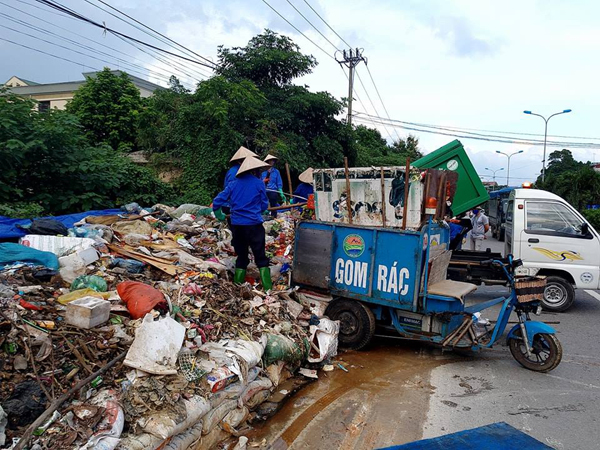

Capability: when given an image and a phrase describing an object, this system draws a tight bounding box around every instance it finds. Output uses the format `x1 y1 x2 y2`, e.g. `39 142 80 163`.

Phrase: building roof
4 70 163 96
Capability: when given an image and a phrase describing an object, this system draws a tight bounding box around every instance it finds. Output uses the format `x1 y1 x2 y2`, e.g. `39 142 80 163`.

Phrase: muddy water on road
248 339 456 450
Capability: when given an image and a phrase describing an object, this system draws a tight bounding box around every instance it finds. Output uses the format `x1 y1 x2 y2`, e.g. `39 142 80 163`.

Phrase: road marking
584 290 600 302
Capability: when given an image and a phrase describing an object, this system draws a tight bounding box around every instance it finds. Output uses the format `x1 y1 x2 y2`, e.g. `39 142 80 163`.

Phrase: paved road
252 237 600 450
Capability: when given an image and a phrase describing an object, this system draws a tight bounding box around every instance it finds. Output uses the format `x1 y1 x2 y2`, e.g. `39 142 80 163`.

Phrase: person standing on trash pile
261 154 285 217
222 146 258 219
469 206 489 251
213 156 273 290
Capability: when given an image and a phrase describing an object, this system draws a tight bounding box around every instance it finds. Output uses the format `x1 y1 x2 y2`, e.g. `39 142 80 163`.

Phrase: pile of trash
0 203 339 450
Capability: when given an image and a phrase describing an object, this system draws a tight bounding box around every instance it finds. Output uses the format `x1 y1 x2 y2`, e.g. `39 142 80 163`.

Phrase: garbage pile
0 203 339 450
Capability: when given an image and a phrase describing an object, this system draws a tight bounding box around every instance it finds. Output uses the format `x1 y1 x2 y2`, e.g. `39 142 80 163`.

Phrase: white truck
504 188 599 311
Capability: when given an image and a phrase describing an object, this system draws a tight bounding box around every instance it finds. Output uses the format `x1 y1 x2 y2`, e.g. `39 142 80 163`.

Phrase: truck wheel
509 331 562 372
325 299 375 350
542 276 575 312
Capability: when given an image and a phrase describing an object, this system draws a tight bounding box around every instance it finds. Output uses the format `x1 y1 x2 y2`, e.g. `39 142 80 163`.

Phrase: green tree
354 126 422 166
67 68 143 152
0 89 172 216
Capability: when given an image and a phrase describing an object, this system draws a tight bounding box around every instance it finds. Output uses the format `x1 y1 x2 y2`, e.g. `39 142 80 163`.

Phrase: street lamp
523 109 572 182
496 150 524 186
484 167 504 189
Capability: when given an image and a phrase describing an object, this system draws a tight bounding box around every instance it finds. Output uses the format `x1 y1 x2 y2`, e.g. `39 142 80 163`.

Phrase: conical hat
230 146 257 163
264 154 278 163
298 167 314 184
237 156 270 177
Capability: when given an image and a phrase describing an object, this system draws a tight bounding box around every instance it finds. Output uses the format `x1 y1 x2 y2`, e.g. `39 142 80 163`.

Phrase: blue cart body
292 220 454 318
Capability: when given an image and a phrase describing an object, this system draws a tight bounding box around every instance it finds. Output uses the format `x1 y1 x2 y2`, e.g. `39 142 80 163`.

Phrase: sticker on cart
581 272 593 283
343 234 365 258
446 159 458 171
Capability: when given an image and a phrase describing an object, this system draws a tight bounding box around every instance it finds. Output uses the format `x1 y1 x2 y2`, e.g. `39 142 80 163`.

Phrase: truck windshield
525 201 583 236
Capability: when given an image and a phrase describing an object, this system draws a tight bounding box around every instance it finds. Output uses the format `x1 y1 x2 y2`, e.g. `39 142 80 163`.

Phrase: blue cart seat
427 280 477 302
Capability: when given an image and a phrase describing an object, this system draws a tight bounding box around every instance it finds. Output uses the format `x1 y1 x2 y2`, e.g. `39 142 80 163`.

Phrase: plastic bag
71 275 107 292
22 218 68 236
58 248 99 283
112 220 152 237
124 314 185 375
78 390 124 450
262 334 309 366
307 318 340 363
170 204 213 219
19 235 95 257
110 258 145 274
57 288 109 305
200 339 265 384
0 243 59 269
116 281 167 319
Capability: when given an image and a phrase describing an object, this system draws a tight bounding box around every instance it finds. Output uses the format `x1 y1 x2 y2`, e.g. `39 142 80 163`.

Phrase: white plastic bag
78 390 124 450
58 247 99 283
200 339 265 383
20 235 95 257
124 314 185 375
307 318 340 363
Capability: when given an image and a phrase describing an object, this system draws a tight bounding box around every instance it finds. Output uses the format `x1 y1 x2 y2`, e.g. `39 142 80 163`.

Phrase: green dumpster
413 140 489 216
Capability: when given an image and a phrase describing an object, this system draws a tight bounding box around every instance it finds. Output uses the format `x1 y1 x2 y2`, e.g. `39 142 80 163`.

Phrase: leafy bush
0 202 44 219
582 209 600 233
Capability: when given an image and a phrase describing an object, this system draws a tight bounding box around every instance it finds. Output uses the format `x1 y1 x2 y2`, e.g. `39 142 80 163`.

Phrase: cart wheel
542 276 575 312
325 299 375 350
508 331 562 372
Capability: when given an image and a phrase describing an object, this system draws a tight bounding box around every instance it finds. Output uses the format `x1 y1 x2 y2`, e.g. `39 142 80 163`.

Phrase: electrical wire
302 0 351 48
0 12 200 86
352 115 600 149
31 0 216 69
0 35 99 70
93 0 217 68
353 112 600 148
81 0 214 77
364 64 401 142
261 0 335 60
284 0 340 51
354 69 394 141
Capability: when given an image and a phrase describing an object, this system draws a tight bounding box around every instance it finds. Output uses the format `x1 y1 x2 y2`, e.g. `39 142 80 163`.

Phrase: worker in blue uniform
222 146 258 219
261 154 285 217
293 167 314 202
213 156 272 290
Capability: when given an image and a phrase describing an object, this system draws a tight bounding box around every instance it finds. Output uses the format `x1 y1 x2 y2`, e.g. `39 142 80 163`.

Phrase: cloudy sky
2 0 599 184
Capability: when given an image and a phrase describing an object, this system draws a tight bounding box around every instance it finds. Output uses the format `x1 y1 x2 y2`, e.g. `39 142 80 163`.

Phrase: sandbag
116 281 167 319
0 243 59 269
140 395 210 440
115 432 164 450
262 334 309 366
22 218 68 236
209 367 260 409
245 389 271 409
163 420 203 450
239 378 273 408
112 220 153 237
222 406 249 429
200 339 265 383
202 399 237 435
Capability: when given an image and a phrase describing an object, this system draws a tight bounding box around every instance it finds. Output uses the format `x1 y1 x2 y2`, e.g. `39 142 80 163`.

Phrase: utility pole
336 48 367 127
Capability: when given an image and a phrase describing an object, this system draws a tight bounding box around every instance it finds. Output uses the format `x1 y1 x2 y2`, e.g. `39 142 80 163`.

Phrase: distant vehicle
487 187 515 241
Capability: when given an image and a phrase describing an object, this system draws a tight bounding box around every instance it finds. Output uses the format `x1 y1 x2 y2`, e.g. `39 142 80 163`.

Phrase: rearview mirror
581 222 589 235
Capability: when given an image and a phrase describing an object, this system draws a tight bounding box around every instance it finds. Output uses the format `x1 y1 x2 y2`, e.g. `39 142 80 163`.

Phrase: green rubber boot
234 268 246 285
259 267 273 291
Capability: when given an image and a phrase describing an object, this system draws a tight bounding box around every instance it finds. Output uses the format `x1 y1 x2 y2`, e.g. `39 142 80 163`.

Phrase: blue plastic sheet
0 209 121 240
0 243 59 269
379 422 552 450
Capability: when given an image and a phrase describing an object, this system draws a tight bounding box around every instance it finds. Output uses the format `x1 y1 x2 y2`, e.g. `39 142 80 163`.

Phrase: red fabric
116 281 167 319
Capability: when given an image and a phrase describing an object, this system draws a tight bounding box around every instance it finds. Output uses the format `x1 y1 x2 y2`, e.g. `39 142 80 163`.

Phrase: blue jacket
213 173 269 225
293 182 314 201
261 167 283 191
224 164 240 189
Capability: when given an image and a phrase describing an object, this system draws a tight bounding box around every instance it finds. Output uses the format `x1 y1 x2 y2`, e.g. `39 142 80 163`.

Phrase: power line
32 0 216 69
302 0 351 48
364 64 401 142
0 35 99 71
261 0 335 60
284 0 340 51
354 69 394 141
0 13 200 86
352 116 600 149
0 23 179 85
81 0 214 78
93 0 216 68
353 112 600 148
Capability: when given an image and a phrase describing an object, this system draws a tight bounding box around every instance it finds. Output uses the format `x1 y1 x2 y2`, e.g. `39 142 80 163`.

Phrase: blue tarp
0 243 59 269
379 423 552 450
489 187 517 199
0 209 122 240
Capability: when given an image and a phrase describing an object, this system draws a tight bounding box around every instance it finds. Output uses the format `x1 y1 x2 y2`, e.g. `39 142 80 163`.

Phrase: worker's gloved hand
278 189 286 204
214 208 226 221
